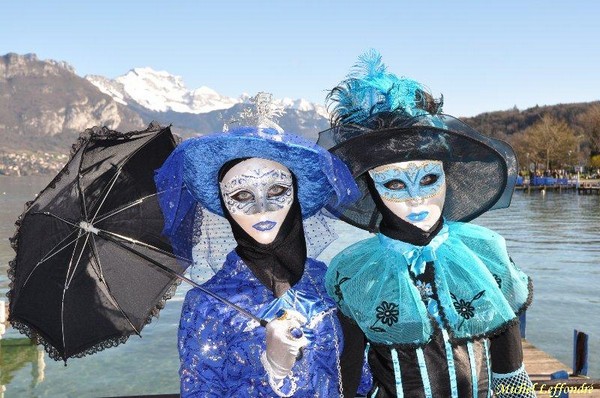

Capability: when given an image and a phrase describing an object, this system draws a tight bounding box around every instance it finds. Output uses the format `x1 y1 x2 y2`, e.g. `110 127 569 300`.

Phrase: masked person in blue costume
318 52 536 398
154 93 370 397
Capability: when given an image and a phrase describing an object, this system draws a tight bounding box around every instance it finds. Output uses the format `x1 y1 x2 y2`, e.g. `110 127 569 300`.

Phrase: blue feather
327 50 442 126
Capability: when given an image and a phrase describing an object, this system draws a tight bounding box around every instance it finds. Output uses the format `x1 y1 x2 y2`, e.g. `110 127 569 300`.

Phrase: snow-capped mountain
278 97 329 119
86 67 329 118
86 68 242 114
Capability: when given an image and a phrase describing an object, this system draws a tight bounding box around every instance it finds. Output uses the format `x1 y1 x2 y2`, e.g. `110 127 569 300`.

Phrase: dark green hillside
460 101 600 139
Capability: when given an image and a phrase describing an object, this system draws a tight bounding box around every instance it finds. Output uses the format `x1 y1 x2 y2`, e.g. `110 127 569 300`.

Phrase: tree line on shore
461 101 600 173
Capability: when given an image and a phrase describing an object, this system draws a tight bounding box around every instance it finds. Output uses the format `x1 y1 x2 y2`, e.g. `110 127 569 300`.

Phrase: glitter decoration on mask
220 166 293 216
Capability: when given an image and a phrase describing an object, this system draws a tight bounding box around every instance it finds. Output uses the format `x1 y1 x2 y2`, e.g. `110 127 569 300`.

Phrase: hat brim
176 127 358 218
319 115 517 231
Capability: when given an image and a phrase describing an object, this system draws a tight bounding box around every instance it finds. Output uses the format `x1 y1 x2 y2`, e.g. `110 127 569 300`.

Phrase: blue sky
2 1 599 116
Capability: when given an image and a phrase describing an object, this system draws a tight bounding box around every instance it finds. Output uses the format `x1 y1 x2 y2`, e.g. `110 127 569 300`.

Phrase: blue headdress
318 50 518 231
155 93 360 280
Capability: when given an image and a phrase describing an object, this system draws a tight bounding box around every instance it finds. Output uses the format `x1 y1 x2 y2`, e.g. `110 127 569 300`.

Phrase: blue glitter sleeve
178 289 230 397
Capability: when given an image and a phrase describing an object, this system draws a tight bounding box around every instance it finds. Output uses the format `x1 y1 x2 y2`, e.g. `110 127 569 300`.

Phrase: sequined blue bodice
179 251 367 397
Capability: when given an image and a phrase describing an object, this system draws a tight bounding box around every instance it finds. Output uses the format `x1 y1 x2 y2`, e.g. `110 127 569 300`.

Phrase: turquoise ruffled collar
326 221 532 346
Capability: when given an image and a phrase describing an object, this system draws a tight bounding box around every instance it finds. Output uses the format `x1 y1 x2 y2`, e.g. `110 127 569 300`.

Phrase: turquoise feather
327 49 442 126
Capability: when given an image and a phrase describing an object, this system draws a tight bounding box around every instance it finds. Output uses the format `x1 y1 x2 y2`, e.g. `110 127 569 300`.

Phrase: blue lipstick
407 211 429 222
252 221 277 231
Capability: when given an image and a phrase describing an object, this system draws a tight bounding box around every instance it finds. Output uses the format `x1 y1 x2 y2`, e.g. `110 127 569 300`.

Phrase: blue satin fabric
326 221 532 346
179 251 371 397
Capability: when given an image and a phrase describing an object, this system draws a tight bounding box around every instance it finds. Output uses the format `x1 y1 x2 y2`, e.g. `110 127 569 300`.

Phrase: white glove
262 309 309 386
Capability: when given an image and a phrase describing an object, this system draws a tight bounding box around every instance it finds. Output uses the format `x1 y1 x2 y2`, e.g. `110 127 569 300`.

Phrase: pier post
572 330 589 376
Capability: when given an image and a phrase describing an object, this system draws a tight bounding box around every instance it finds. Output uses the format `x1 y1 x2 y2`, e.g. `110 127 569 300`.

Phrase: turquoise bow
402 246 437 275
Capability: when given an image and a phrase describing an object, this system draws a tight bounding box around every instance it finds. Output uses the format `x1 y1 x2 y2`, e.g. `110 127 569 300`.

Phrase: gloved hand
262 309 309 385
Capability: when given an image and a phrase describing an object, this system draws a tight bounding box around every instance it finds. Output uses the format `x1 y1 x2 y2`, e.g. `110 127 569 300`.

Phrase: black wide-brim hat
318 114 518 232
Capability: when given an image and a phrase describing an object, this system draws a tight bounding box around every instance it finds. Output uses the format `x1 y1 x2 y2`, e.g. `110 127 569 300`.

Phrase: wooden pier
516 184 576 193
523 339 600 396
577 182 600 195
515 177 600 195
516 184 600 195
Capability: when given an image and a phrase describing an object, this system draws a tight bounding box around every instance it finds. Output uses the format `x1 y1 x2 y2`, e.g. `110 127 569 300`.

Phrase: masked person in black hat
155 93 371 397
319 52 535 398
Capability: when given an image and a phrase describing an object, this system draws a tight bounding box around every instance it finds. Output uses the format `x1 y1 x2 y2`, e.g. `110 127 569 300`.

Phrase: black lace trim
8 279 181 363
9 319 131 363
6 200 33 304
69 121 168 156
146 279 181 325
368 328 435 350
516 276 534 316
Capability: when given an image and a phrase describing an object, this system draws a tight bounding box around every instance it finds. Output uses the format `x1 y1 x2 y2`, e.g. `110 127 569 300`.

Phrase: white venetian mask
220 158 294 244
369 160 446 231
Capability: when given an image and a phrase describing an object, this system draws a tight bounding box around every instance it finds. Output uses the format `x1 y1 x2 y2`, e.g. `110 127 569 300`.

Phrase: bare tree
521 114 578 170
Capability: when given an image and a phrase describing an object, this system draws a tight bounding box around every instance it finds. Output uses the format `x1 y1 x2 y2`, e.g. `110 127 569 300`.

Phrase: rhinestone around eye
379 189 442 202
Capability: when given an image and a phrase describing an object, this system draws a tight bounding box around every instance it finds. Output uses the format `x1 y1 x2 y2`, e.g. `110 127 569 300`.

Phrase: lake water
0 176 598 397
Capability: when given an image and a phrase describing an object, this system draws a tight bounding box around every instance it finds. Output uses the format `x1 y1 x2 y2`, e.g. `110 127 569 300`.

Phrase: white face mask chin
369 160 446 232
220 158 294 244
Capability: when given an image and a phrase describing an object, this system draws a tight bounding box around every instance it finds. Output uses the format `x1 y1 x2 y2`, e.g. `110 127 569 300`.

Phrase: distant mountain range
1 52 598 176
0 52 329 155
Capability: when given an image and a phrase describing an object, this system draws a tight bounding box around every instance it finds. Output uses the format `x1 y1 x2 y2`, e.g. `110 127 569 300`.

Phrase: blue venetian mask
369 161 446 202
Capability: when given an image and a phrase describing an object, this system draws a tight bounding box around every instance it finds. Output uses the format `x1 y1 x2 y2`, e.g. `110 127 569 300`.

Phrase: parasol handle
97 231 268 327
